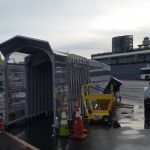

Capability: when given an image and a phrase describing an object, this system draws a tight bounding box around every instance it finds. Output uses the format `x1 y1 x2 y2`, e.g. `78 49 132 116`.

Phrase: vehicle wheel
145 76 150 81
102 114 113 127
102 116 110 123
101 116 110 127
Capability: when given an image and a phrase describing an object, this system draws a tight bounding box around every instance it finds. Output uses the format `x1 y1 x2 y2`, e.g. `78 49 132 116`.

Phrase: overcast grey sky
1 0 150 58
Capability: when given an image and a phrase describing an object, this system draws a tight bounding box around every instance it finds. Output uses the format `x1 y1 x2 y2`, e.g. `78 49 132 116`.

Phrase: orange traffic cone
71 108 87 139
71 98 79 132
0 113 4 133
71 98 87 133
71 108 87 133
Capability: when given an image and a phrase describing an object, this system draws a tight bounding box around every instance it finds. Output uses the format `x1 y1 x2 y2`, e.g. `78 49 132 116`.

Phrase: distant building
112 35 133 53
91 36 150 79
138 37 150 49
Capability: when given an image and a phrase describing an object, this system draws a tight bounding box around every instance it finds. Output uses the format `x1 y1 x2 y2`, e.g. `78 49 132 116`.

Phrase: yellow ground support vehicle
81 78 122 124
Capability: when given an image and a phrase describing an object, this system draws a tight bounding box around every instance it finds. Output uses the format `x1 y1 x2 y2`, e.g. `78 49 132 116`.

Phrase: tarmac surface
2 80 150 150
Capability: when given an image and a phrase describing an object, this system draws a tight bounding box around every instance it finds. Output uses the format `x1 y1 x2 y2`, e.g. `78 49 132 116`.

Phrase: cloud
1 0 150 58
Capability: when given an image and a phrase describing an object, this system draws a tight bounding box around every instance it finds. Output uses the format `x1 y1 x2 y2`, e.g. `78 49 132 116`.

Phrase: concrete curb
4 132 39 150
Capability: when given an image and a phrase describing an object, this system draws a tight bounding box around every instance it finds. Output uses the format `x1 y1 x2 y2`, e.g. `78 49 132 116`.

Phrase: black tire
102 115 110 123
145 76 150 81
102 114 113 127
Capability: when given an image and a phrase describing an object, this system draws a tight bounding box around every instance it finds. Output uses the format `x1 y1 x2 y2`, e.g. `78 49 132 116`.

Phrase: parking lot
121 80 148 106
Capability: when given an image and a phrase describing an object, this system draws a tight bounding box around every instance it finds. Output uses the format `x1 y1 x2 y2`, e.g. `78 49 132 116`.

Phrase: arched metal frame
2 44 57 135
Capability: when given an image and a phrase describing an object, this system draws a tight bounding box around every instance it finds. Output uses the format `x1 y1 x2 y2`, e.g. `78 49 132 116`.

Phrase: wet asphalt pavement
8 80 150 150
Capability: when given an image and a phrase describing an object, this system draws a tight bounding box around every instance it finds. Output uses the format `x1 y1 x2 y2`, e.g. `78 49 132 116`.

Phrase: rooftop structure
138 37 150 49
112 35 133 53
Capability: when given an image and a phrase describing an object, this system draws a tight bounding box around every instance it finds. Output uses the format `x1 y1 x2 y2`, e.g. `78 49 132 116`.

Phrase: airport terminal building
92 35 150 79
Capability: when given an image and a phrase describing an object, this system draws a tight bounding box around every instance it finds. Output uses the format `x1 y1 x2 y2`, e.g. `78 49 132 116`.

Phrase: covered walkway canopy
0 36 56 133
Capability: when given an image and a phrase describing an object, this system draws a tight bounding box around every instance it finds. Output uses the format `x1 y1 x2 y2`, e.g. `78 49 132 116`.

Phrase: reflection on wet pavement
9 105 150 150
8 80 150 150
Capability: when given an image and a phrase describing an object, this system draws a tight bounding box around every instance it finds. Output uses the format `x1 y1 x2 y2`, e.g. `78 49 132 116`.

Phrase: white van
140 67 150 80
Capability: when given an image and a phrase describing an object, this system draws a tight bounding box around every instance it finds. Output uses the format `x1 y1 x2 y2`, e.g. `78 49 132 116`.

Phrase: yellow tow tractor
81 77 122 124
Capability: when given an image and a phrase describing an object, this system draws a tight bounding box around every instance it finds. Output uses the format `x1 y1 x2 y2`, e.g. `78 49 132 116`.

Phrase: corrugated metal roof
53 50 68 57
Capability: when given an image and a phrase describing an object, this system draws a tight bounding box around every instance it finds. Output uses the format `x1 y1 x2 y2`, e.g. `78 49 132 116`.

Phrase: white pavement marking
4 132 39 150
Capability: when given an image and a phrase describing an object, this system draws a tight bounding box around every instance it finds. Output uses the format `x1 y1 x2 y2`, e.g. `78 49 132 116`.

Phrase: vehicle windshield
140 69 150 74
